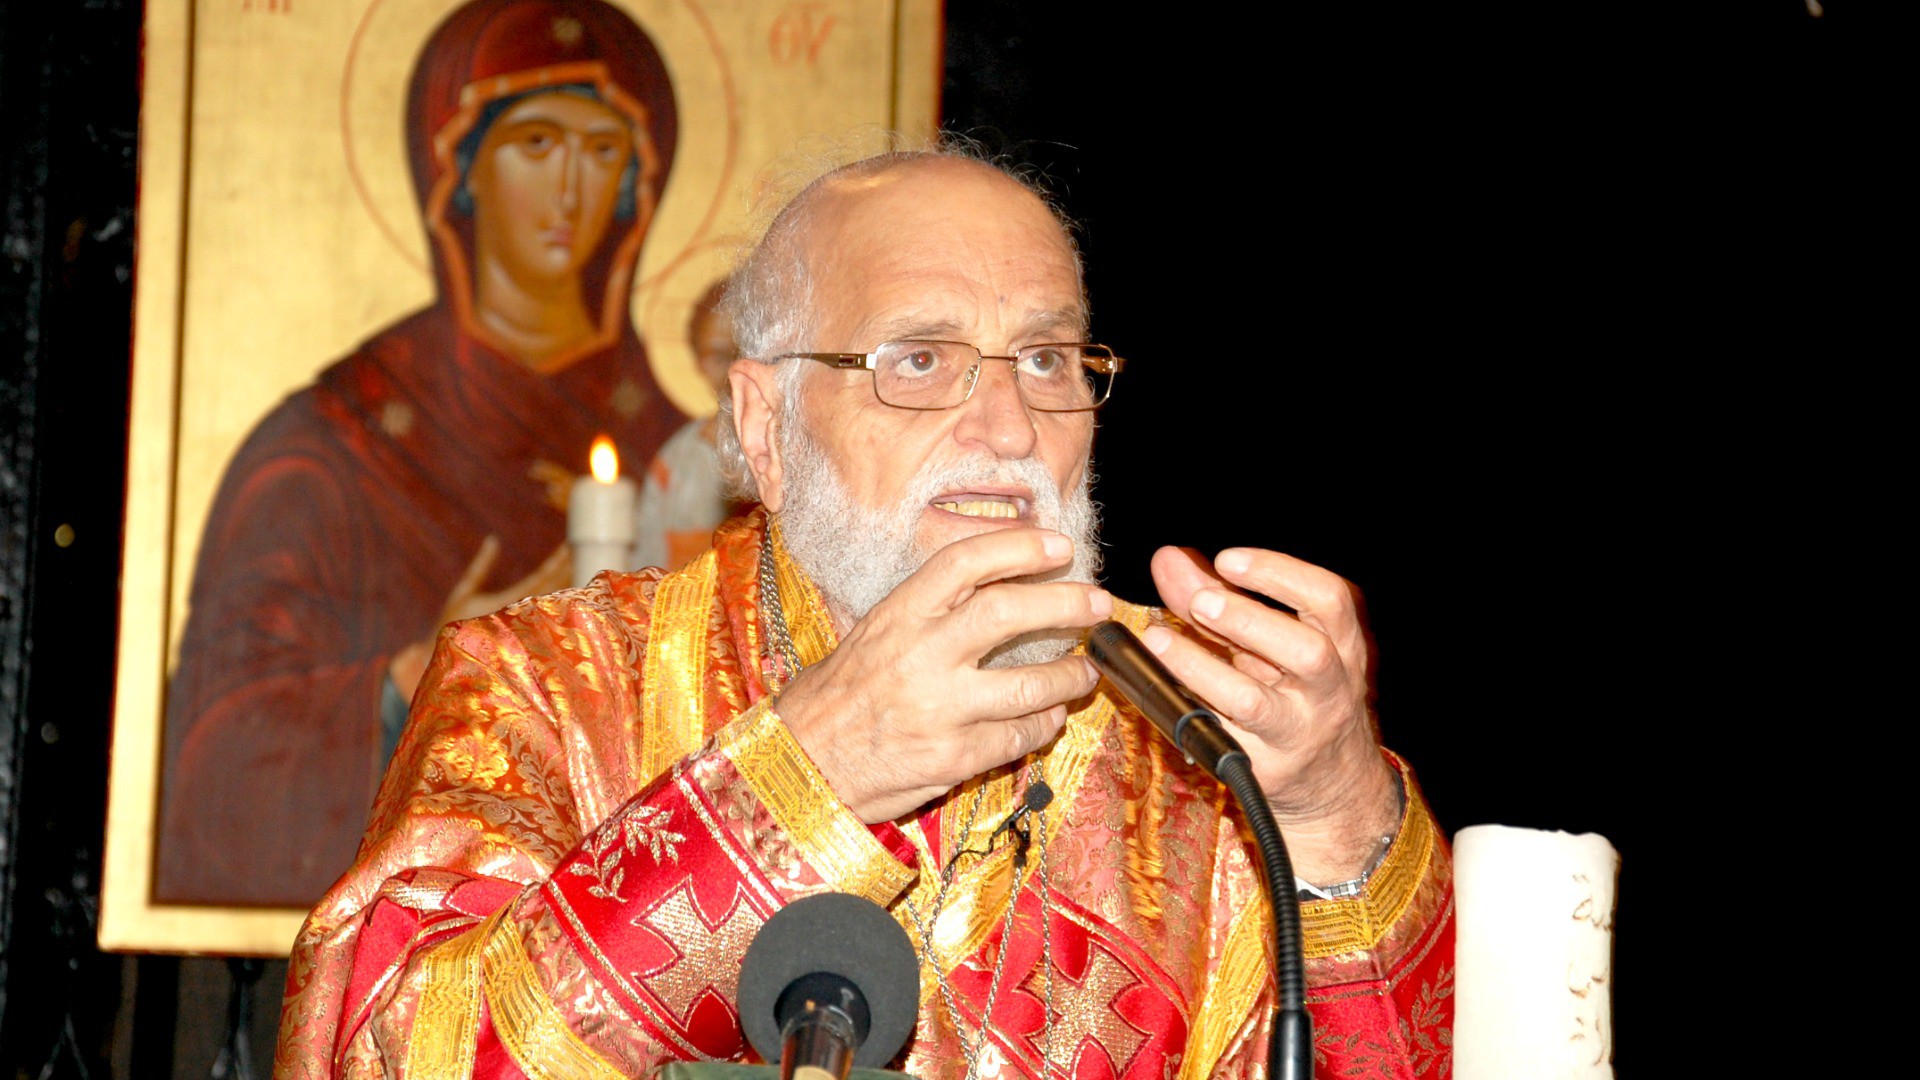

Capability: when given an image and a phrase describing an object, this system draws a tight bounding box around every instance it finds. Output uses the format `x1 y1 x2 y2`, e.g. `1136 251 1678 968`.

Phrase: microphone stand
1086 621 1313 1080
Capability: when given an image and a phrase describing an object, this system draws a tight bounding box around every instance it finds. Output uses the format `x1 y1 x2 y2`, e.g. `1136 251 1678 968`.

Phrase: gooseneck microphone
1085 620 1314 1080
737 892 920 1079
1085 621 1242 777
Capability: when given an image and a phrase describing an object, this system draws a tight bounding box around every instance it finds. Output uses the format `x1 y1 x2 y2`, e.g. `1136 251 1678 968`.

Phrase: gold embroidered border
403 911 496 1080
640 550 719 783
1179 899 1271 1080
481 913 627 1080
1305 893 1454 1005
714 700 916 906
1299 758 1435 958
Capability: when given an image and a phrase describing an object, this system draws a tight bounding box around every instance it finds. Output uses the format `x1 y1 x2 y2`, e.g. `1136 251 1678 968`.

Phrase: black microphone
989 780 1053 840
737 892 920 1079
1084 620 1244 776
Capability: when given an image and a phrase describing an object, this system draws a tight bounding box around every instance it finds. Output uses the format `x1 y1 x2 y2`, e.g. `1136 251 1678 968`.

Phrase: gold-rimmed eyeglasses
773 340 1123 412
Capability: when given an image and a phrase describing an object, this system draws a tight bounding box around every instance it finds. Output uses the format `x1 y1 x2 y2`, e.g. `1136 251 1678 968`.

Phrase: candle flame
589 436 619 483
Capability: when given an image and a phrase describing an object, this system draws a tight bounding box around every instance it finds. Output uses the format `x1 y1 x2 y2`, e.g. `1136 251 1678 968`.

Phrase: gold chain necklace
756 527 803 692
900 762 1055 1079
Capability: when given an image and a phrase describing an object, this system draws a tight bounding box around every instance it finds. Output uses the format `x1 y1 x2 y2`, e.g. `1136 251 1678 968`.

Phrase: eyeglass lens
870 341 1113 411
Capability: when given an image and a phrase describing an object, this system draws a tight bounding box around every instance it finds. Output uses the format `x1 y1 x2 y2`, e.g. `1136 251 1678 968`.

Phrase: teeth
934 500 1020 519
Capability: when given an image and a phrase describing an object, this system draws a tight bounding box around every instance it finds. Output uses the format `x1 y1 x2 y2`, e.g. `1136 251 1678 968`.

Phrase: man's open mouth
931 495 1024 520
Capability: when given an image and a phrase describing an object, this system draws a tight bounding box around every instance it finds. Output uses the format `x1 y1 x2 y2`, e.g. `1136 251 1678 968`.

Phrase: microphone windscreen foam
737 891 920 1068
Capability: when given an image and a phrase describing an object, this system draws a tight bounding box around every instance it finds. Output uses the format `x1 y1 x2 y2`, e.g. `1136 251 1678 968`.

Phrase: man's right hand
775 528 1110 824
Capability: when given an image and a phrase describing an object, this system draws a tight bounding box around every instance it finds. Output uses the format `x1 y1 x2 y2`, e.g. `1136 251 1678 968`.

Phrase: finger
451 535 502 601
1149 547 1241 651
1183 585 1348 686
957 704 1070 775
900 528 1079 614
1149 545 1221 624
1139 624 1300 747
947 579 1113 655
1231 645 1289 685
974 653 1101 719
1213 548 1358 640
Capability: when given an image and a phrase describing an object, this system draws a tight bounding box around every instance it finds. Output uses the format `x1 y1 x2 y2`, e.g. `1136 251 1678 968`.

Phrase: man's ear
728 359 786 512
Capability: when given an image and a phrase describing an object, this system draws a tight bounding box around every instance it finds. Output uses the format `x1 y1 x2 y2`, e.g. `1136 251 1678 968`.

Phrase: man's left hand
1147 546 1400 886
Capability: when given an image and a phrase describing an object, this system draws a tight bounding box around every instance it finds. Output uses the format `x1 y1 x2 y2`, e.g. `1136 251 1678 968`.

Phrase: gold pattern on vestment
640 550 719 784
566 803 685 903
1300 757 1435 957
1311 960 1455 1076
1045 942 1149 1076
544 878 708 1062
1179 888 1272 1080
403 910 496 1080
378 872 460 911
518 901 644 1071
481 913 627 1080
432 729 512 785
674 769 788 911
633 882 762 1024
715 701 915 905
900 825 1013 1005
1404 961 1455 1075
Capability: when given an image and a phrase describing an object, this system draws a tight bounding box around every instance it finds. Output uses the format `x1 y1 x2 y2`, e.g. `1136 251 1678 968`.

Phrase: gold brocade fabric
275 510 1455 1079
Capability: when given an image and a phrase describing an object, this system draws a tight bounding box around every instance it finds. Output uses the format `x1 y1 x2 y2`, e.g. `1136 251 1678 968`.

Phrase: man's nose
952 359 1038 460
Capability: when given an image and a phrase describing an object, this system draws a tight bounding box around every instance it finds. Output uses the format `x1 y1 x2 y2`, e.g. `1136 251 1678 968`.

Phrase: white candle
568 435 637 588
1453 825 1619 1080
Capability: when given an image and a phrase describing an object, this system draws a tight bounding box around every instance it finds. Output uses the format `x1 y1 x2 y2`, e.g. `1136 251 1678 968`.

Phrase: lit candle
568 435 638 587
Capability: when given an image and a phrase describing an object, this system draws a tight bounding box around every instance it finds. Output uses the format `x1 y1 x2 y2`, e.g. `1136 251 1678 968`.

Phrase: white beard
775 414 1101 670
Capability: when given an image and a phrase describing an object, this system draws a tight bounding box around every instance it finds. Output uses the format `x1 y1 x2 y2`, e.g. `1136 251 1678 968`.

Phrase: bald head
733 151 1083 359
803 157 1085 346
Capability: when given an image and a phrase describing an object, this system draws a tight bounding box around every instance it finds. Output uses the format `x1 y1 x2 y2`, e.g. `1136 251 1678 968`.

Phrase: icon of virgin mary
159 0 686 907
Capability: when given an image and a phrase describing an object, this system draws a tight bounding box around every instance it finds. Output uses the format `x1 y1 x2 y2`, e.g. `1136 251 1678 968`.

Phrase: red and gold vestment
276 512 1455 1078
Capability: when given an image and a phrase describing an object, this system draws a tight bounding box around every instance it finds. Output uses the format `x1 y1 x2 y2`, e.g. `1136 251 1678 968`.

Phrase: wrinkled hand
390 537 573 699
778 529 1110 824
1147 546 1399 884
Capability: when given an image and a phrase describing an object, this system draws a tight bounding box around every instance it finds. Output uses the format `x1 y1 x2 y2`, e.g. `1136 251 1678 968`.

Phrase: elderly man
276 150 1454 1079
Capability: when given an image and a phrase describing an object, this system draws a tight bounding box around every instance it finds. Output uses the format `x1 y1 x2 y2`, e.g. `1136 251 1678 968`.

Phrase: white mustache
901 454 1066 530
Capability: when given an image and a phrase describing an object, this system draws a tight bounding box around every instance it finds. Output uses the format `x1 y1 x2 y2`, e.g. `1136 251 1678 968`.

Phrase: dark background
1 0 1871 1076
